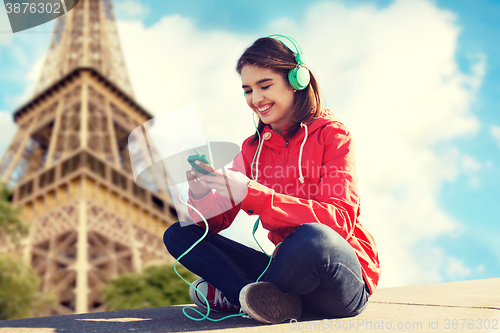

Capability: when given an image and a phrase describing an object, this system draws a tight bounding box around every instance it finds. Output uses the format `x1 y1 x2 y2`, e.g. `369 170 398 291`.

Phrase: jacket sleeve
187 149 251 234
240 124 360 240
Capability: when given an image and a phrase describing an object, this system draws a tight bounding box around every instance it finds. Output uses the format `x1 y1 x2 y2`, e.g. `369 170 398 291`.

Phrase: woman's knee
163 222 181 255
163 221 202 257
285 223 357 264
163 221 181 244
292 223 345 249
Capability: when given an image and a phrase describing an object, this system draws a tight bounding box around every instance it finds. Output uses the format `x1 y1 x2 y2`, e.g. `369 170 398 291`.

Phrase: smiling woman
238 37 321 142
163 35 381 324
241 66 295 135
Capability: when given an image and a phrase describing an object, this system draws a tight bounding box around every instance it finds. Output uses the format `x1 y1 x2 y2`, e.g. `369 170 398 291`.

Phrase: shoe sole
239 282 301 324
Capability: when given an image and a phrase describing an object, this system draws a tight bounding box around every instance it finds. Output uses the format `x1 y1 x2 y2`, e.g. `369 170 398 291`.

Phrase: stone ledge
0 278 499 333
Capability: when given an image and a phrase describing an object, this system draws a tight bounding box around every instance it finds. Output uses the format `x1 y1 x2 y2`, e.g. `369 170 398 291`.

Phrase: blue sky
1 0 499 288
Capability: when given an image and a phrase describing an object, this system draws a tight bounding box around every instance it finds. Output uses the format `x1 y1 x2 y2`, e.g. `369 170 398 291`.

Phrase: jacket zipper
280 138 290 189
283 139 290 166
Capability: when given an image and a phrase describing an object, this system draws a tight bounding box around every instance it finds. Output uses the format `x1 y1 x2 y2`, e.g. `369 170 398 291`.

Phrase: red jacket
188 108 381 295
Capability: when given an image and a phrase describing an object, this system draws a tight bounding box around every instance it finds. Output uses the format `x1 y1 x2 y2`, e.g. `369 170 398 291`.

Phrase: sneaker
189 278 241 313
239 282 301 324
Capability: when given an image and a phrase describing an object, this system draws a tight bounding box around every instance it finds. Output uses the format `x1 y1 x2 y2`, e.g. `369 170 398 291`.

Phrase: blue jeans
163 222 369 318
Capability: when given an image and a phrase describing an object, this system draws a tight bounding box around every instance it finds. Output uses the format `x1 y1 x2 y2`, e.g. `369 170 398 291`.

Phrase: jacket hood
279 108 339 138
304 108 339 133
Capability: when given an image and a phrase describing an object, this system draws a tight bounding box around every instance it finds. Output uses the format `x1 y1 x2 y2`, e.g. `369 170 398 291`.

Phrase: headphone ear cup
288 66 310 90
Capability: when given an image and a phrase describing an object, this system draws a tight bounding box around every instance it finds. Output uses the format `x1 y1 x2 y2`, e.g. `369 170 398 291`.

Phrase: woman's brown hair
236 37 322 144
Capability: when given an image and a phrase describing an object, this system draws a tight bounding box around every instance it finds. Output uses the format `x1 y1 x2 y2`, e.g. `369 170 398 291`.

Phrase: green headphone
267 34 311 90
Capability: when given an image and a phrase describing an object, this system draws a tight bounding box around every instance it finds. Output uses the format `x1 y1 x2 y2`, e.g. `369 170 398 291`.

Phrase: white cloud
444 256 472 280
0 23 52 110
115 0 150 20
466 177 480 188
0 111 17 152
117 16 256 145
491 125 500 150
112 0 484 288
0 24 51 161
461 154 482 174
460 154 482 188
8 54 46 107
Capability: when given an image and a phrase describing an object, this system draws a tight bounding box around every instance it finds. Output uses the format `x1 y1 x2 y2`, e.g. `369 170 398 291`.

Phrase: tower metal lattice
0 0 177 315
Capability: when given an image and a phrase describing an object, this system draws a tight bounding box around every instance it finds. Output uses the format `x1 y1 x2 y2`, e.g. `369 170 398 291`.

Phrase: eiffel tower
0 0 178 315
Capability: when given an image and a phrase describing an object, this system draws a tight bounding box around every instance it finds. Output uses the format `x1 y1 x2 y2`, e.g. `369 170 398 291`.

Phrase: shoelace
213 289 233 309
239 308 252 319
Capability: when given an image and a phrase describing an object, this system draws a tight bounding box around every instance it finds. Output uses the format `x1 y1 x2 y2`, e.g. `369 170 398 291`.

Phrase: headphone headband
266 34 310 90
267 34 303 59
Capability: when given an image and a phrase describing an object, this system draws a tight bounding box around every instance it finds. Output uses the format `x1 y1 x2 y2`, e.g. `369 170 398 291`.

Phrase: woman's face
241 65 295 135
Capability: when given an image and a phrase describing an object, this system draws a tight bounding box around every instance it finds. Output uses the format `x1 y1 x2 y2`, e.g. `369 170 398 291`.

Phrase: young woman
163 35 381 324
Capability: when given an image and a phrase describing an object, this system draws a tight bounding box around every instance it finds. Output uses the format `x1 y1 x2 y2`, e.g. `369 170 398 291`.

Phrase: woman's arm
186 150 252 233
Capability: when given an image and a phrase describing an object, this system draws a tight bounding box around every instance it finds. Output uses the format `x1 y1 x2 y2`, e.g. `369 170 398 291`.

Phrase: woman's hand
189 161 251 204
186 164 213 199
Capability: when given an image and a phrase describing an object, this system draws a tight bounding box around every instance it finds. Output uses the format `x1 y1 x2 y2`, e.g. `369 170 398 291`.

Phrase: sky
0 0 499 289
